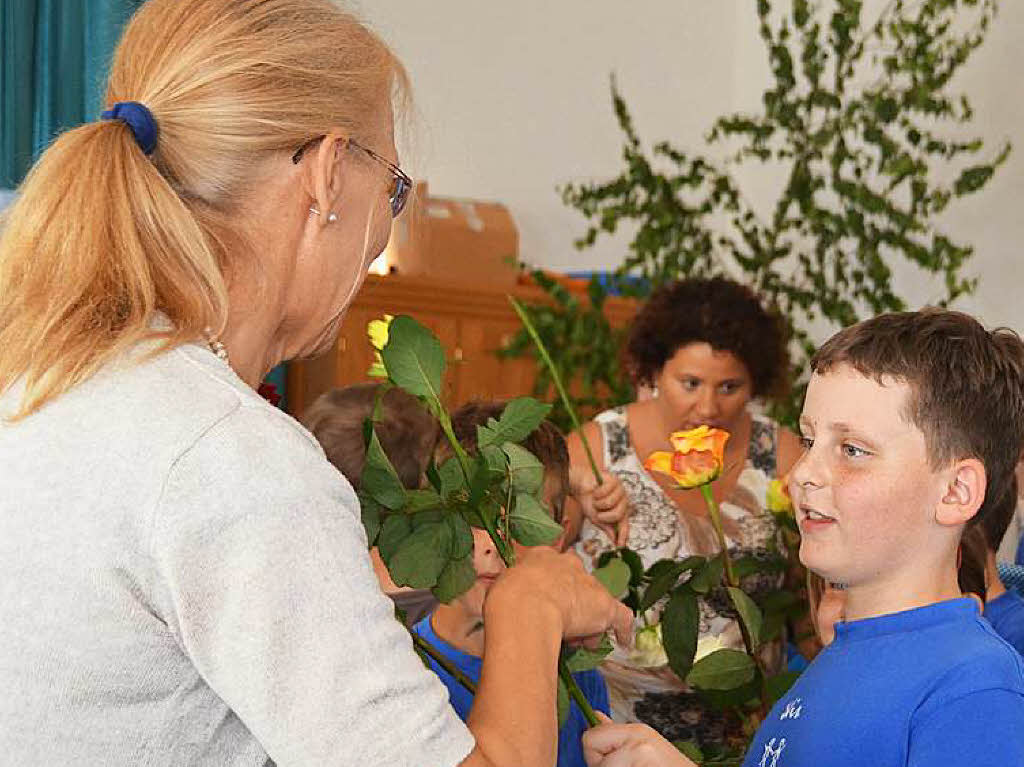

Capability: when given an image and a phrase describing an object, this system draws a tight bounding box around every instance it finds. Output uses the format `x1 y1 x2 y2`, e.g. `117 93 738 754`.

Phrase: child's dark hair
302 383 440 490
623 277 790 400
442 400 569 523
812 309 1024 541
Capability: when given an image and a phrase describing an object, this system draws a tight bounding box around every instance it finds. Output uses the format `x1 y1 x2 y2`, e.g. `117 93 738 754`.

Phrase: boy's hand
583 714 697 767
571 466 631 548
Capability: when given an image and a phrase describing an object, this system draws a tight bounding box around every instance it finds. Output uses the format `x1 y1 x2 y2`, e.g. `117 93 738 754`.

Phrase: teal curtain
1 0 142 187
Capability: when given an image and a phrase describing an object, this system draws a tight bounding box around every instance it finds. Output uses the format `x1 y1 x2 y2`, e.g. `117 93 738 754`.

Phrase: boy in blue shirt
414 401 610 767
975 480 1024 655
582 309 1024 767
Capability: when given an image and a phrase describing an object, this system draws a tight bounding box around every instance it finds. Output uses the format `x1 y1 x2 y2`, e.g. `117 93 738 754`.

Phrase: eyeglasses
291 135 412 218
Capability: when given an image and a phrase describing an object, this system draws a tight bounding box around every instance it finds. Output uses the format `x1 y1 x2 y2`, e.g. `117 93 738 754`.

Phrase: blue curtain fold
1 0 142 187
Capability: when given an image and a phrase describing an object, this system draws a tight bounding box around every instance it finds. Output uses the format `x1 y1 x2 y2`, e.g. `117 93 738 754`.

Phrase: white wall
358 1 1024 333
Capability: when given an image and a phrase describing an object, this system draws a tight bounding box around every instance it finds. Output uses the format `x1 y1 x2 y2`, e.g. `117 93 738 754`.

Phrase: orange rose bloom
643 425 730 488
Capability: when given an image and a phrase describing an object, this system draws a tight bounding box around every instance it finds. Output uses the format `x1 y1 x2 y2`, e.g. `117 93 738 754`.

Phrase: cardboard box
387 182 519 288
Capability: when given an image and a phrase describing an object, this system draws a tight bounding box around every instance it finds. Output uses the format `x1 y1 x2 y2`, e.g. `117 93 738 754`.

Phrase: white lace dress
574 406 786 747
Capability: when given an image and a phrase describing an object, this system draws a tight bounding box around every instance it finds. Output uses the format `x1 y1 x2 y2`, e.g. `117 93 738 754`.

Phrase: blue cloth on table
985 589 1024 656
1000 562 1024 597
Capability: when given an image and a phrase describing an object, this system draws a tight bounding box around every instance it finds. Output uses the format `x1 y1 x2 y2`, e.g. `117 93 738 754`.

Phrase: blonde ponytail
0 0 406 419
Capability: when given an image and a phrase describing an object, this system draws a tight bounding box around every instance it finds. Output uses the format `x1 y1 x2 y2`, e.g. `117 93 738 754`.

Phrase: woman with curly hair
564 277 802 748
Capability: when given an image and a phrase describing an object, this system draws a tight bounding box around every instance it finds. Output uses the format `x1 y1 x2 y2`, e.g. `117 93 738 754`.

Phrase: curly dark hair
624 277 789 400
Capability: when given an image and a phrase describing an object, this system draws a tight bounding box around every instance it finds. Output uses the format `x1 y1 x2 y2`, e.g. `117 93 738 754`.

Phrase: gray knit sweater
0 342 473 766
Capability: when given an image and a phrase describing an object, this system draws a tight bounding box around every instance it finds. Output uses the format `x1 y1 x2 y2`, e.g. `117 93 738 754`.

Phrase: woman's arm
461 549 634 767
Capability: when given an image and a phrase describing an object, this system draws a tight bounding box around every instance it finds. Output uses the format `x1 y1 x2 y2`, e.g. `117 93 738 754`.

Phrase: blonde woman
0 2 631 765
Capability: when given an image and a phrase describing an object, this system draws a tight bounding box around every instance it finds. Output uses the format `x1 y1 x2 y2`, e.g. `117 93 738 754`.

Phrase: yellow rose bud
367 314 393 351
643 426 730 489
366 314 394 378
766 477 793 514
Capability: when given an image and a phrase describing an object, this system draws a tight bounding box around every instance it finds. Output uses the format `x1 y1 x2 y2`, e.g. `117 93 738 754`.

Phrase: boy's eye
799 436 814 450
681 378 700 391
842 443 868 458
719 382 741 395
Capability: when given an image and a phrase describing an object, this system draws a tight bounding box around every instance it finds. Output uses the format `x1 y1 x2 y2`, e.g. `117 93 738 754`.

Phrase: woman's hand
571 466 631 548
583 714 698 767
486 547 634 647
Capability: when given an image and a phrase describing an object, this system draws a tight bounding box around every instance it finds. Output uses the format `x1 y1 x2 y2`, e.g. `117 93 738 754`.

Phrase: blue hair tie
101 101 158 155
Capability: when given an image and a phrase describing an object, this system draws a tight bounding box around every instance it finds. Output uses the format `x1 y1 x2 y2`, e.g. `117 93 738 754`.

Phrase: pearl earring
309 205 338 223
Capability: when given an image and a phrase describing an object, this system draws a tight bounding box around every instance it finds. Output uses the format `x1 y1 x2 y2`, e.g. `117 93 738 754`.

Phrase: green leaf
687 554 725 594
432 554 477 603
425 457 442 493
468 454 495 506
509 492 563 546
476 397 553 448
727 587 764 649
377 514 412 564
662 590 699 680
447 513 475 559
388 520 452 588
556 676 570 729
564 634 614 673
733 554 787 580
438 456 468 501
381 315 445 414
619 547 645 586
594 558 632 598
954 164 995 196
686 649 756 691
674 741 704 762
639 560 687 613
360 429 408 511
647 555 704 580
766 670 802 705
502 442 545 494
358 492 383 547
405 488 444 514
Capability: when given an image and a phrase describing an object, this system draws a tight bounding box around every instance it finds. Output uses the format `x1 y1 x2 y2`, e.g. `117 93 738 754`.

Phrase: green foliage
687 649 758 691
594 557 633 599
507 0 1006 427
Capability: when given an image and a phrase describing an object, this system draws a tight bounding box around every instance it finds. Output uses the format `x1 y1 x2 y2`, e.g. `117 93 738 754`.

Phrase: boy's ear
936 457 986 527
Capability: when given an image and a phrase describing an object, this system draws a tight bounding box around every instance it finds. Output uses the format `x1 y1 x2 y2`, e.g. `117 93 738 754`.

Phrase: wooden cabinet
286 274 637 419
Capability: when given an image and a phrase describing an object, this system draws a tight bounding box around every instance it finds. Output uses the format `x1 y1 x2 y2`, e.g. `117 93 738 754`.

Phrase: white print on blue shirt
779 698 803 720
758 737 787 767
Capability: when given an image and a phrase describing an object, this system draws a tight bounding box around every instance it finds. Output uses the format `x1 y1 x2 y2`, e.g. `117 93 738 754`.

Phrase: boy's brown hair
811 309 1024 538
302 383 440 491
442 400 570 523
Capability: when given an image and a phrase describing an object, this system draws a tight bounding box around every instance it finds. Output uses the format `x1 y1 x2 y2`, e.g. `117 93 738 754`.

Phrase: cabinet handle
339 337 348 352
500 333 513 349
453 347 464 362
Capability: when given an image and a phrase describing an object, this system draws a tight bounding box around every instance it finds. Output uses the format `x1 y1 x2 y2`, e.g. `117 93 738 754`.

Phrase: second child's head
792 309 1024 591
302 383 440 491
439 400 571 619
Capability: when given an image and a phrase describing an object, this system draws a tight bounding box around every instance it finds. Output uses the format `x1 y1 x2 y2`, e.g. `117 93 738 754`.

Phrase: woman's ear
936 457 986 527
308 129 348 225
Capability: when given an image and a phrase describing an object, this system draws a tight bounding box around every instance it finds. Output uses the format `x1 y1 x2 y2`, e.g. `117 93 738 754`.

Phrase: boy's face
455 528 507 621
456 471 568 621
791 364 948 588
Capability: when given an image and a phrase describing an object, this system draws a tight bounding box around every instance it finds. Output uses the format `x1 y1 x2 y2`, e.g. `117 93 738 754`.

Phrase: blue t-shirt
412 614 609 767
743 598 1024 767
985 590 1024 657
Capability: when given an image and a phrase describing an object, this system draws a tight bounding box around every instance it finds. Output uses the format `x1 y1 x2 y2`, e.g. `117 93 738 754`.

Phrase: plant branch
412 631 478 695
509 296 603 486
699 483 770 718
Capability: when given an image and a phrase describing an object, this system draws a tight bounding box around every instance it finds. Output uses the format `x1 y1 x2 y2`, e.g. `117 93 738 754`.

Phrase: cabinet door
455 317 538 405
